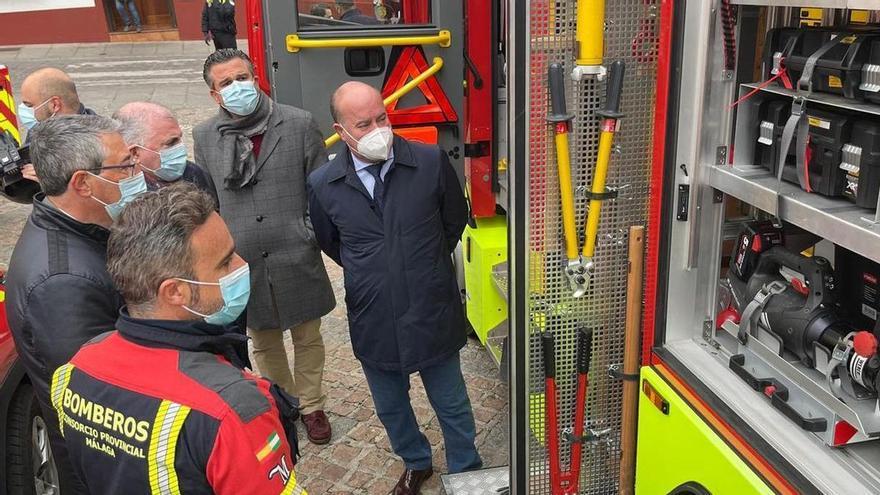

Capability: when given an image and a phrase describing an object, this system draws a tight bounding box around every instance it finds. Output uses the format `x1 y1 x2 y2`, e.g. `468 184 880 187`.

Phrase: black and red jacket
50 312 304 495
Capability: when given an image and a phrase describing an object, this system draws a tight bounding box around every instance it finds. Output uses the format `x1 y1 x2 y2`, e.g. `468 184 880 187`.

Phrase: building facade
0 0 246 46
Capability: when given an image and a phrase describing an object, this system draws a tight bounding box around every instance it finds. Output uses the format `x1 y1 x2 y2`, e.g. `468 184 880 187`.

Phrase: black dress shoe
391 467 433 495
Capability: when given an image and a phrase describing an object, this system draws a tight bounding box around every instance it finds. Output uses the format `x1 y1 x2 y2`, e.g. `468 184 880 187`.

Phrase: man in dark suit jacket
308 81 482 495
193 49 335 445
114 101 218 204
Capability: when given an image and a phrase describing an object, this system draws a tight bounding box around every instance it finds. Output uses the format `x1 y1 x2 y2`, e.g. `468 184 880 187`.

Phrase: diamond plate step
491 263 508 302
441 466 509 495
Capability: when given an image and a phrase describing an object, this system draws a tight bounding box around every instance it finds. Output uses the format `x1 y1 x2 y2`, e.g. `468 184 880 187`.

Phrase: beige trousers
248 319 326 414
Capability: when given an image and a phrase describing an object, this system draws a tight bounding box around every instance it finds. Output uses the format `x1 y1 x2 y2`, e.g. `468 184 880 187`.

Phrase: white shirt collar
351 150 394 172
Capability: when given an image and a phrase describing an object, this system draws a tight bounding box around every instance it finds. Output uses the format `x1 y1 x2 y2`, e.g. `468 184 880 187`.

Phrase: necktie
366 162 385 209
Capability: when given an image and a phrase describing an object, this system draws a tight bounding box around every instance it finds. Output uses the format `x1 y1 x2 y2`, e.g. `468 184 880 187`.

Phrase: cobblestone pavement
0 40 509 494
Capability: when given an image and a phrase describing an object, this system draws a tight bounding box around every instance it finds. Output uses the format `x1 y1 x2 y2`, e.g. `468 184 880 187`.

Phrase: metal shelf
731 0 879 8
708 165 880 265
740 82 880 118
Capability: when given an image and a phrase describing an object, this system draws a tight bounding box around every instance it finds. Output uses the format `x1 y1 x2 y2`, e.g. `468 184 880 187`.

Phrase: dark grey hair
202 48 255 89
113 101 175 146
107 182 217 316
29 114 121 196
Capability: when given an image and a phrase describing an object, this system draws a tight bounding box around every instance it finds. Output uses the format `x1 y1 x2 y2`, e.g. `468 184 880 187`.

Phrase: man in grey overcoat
193 49 336 444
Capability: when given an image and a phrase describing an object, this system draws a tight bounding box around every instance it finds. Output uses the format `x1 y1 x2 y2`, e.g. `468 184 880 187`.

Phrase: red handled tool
542 328 593 495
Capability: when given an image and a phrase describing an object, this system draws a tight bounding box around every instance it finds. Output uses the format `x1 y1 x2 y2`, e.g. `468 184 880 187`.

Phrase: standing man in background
193 49 336 445
113 101 217 202
17 67 97 184
202 0 238 50
114 0 143 32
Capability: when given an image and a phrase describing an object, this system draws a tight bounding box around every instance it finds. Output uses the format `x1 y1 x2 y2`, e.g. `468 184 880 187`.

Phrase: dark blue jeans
361 353 483 473
115 0 141 27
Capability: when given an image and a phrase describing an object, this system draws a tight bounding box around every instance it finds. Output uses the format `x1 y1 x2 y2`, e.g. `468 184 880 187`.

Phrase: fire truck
249 0 880 493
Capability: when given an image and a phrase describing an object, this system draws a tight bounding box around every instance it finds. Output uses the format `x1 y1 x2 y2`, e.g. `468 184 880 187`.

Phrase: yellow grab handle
288 30 451 53
582 127 614 259
324 57 444 148
555 131 579 261
575 0 605 67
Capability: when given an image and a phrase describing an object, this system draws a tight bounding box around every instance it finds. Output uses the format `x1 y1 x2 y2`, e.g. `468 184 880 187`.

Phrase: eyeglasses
85 163 136 178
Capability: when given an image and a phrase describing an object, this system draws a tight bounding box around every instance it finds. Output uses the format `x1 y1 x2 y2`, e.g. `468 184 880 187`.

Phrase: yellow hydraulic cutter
572 0 606 80
549 61 626 297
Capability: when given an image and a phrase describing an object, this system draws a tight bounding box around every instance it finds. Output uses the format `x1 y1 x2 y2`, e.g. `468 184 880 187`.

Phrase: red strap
729 69 788 109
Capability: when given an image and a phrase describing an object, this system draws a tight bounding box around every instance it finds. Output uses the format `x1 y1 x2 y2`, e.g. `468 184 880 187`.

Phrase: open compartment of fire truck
656 2 880 492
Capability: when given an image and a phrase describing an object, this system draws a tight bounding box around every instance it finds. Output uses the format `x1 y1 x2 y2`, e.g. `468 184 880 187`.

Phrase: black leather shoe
391 467 433 495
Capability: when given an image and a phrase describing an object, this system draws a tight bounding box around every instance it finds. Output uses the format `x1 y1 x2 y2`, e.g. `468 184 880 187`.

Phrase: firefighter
50 182 304 494
202 0 238 50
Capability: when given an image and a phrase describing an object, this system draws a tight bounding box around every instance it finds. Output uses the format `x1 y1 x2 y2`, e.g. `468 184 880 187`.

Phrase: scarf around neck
214 91 273 189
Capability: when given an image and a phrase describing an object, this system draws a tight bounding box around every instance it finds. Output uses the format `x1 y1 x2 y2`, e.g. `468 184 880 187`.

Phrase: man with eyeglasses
5 114 146 495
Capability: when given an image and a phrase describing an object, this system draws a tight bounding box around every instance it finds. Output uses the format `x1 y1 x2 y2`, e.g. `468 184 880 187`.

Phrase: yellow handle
582 128 614 258
575 0 605 67
288 30 451 53
555 131 579 261
324 57 445 148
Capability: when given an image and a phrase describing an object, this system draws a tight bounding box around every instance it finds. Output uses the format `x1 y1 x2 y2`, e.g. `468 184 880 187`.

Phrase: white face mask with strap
343 125 393 162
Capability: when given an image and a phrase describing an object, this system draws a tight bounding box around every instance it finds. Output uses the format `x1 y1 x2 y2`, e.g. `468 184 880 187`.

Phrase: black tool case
861 38 880 105
775 108 850 196
765 28 880 100
841 119 880 209
751 97 792 174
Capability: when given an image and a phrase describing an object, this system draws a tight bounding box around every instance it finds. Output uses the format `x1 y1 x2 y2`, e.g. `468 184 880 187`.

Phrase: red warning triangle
382 46 458 126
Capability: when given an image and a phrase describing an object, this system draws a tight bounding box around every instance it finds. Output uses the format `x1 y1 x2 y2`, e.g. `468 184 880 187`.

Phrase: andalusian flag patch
256 432 281 461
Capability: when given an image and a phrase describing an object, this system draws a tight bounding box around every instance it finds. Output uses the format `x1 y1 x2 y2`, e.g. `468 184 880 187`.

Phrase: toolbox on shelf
765 28 880 101
841 119 880 209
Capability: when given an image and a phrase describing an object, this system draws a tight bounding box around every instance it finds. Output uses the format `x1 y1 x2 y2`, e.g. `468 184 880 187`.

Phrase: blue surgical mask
140 143 188 181
88 171 148 220
178 263 251 325
18 98 53 131
218 80 260 116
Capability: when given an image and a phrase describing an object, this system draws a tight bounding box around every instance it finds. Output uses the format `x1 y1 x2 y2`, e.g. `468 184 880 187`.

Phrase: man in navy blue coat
307 81 481 495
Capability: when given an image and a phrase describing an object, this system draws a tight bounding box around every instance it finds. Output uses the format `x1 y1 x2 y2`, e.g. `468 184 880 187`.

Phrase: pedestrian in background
202 0 238 50
193 49 336 444
114 0 142 32
308 82 481 495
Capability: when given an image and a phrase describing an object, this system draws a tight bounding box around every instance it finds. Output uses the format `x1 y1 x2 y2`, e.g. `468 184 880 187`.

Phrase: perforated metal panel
525 0 660 492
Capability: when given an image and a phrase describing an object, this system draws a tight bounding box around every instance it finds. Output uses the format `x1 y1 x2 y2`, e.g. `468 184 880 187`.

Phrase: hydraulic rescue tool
572 0 606 80
724 247 880 445
542 328 593 495
549 61 626 297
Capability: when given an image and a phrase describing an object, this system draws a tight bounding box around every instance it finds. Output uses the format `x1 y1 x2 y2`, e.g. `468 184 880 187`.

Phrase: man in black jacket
308 82 481 495
202 0 237 50
6 114 146 495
